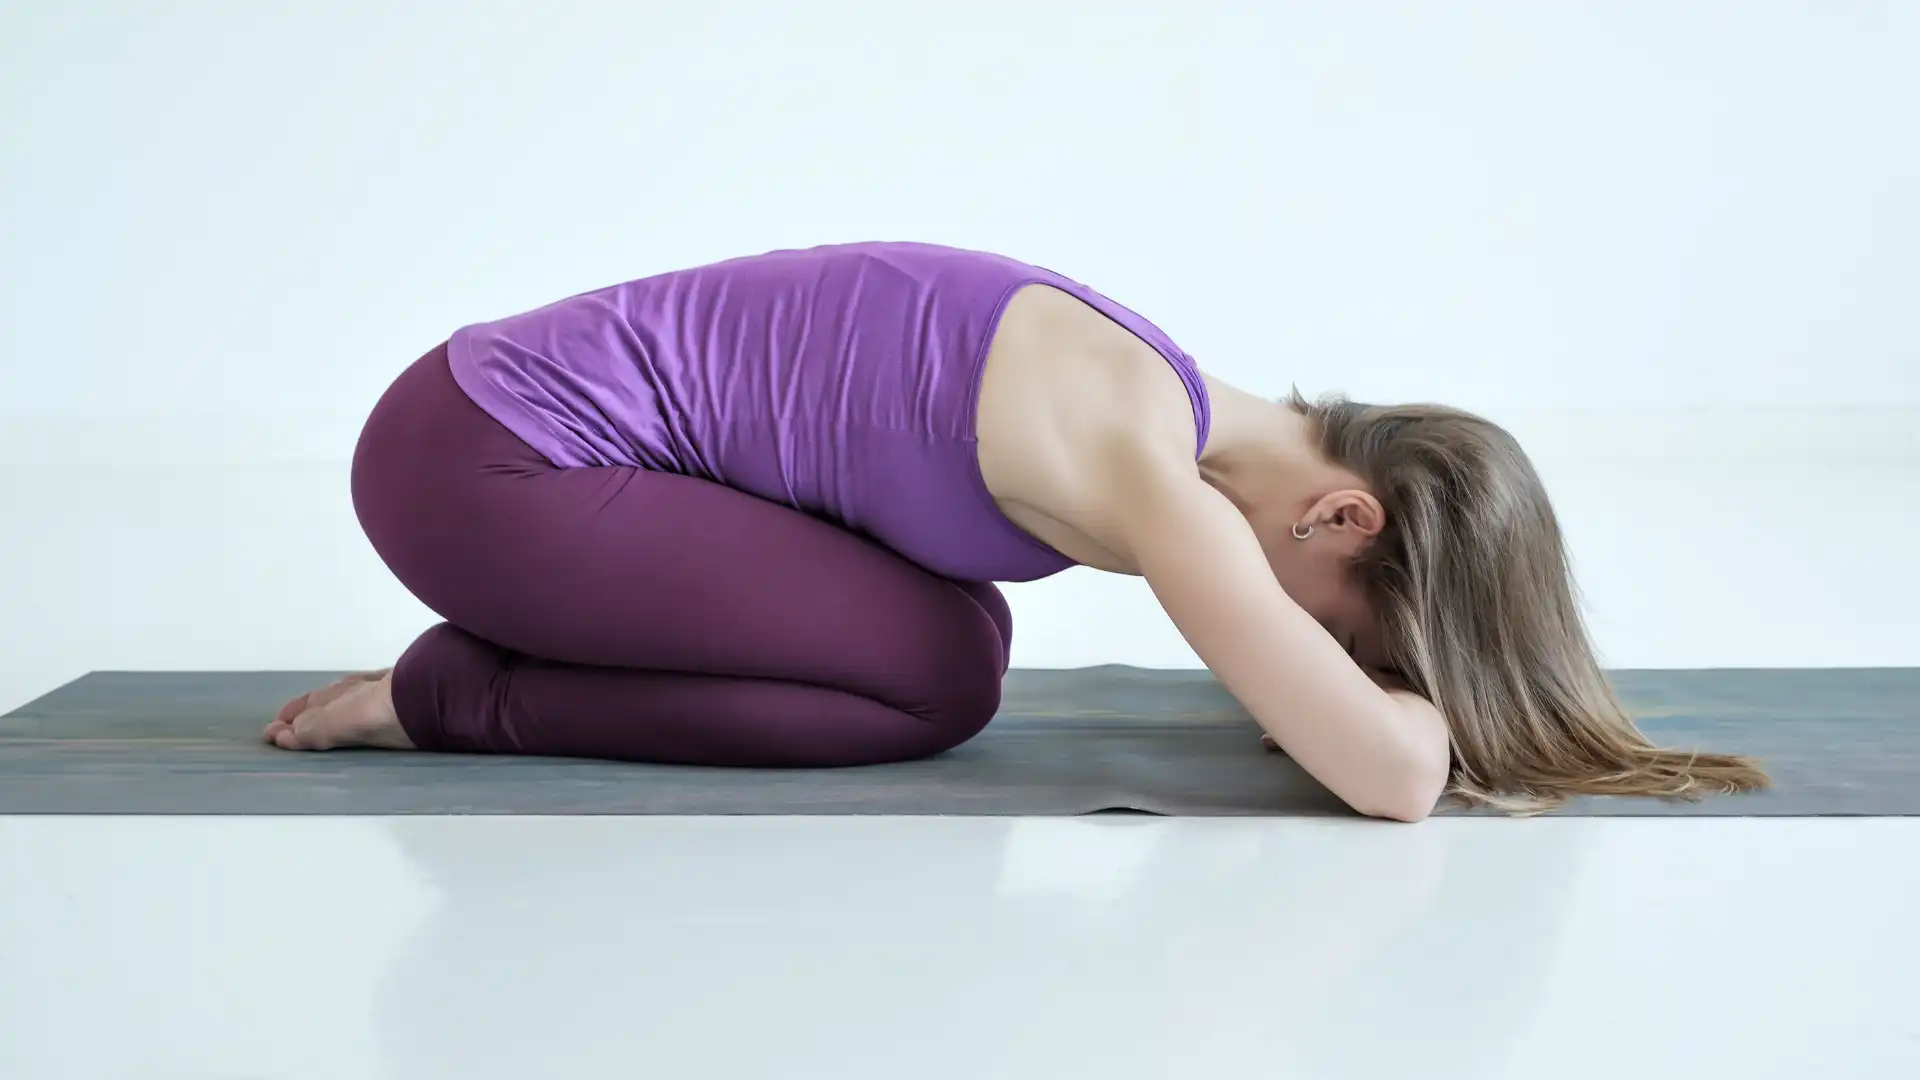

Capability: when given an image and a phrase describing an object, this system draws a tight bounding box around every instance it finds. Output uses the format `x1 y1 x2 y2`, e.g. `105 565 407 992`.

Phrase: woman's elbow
1349 701 1451 822
1359 792 1437 823
1353 754 1449 823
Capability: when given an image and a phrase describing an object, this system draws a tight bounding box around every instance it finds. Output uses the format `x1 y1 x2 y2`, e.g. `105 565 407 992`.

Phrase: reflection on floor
2 815 1915 1079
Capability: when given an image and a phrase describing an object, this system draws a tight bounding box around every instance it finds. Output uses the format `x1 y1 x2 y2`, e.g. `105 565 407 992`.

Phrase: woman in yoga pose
266 242 1766 819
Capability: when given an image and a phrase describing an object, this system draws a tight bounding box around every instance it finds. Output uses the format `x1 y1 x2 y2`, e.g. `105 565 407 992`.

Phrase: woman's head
1280 390 1769 811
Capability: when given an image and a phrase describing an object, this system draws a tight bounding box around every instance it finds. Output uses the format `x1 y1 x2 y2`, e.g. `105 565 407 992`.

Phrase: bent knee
911 673 1002 757
878 632 1004 759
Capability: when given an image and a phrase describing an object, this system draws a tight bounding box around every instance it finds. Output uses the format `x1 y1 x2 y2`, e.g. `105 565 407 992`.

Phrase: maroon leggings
352 345 1011 766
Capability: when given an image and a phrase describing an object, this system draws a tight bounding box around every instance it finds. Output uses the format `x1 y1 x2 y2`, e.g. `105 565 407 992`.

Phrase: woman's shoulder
974 285 1208 559
983 284 1204 461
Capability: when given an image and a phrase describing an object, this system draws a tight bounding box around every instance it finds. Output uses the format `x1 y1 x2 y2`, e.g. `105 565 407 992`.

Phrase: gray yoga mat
2 667 1915 816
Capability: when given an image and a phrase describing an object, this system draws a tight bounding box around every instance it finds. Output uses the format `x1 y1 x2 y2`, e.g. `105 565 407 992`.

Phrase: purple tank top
446 242 1210 582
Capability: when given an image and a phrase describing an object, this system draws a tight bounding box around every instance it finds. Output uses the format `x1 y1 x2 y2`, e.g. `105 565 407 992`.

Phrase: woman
265 241 1767 819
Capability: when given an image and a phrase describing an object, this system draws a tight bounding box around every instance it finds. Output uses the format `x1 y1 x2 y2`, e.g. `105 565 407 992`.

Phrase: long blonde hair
1288 390 1769 812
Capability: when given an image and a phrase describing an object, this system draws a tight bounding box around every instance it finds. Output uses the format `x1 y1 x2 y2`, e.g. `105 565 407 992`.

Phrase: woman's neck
1199 376 1361 511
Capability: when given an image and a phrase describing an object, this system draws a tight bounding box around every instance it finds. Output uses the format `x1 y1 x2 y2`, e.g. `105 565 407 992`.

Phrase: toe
274 693 312 726
305 681 358 714
265 716 316 751
282 709 335 751
285 711 327 751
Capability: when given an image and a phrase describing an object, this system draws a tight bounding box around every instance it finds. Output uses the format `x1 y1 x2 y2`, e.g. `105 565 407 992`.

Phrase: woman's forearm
1122 473 1452 820
1232 616 1449 822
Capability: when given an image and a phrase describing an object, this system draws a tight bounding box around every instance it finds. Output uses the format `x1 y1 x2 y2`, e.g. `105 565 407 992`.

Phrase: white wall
3 1 1916 711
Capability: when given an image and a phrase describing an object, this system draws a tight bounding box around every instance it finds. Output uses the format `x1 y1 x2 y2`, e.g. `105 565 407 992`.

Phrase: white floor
2 816 1916 1080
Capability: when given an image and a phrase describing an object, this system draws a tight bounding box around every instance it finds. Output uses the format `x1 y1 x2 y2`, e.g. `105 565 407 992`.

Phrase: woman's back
447 241 1199 581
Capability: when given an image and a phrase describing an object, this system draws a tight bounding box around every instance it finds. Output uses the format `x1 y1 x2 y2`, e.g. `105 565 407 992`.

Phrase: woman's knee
885 620 1005 758
920 677 1001 756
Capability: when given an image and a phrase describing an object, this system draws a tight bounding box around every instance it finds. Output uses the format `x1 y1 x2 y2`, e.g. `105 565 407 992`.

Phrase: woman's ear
1309 489 1385 538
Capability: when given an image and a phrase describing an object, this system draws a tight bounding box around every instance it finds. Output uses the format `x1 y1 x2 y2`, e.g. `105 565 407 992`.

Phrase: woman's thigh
352 344 1009 713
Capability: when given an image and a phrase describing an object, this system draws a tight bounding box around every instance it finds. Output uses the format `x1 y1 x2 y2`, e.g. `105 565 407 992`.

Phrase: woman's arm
1100 453 1452 822
1263 671 1442 749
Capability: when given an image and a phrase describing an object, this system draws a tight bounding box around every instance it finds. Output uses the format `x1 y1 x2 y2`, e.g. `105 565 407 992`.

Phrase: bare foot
273 670 386 727
264 670 414 751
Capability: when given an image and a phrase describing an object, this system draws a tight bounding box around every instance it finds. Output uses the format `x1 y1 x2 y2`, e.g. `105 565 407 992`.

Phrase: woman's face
1250 492 1390 671
1270 545 1387 671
